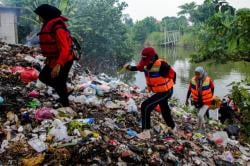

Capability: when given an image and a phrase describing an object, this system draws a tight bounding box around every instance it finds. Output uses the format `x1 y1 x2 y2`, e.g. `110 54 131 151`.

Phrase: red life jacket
38 16 71 58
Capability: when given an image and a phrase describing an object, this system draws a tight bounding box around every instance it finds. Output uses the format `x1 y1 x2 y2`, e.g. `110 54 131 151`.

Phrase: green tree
161 16 188 34
4 0 135 72
229 79 250 143
178 2 197 22
132 17 160 44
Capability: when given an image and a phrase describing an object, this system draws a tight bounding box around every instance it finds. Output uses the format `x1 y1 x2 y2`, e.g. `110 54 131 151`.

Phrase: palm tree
178 2 197 18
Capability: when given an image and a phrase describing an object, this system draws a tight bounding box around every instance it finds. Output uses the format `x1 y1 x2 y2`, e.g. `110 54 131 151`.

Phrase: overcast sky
123 0 250 21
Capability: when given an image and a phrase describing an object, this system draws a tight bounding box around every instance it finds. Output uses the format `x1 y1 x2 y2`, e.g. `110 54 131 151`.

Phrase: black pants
141 88 175 130
39 61 73 107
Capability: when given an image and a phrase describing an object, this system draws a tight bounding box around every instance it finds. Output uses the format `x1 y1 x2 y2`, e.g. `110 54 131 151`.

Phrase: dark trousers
141 88 175 130
39 61 73 107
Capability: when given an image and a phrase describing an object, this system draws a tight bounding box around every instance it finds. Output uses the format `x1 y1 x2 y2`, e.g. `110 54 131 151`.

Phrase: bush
229 79 250 143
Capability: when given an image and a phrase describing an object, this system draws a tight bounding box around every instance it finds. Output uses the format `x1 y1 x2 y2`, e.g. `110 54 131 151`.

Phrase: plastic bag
127 128 138 138
155 104 161 113
28 138 47 153
27 90 40 98
222 151 234 163
83 87 96 96
127 98 138 113
55 107 77 118
35 107 54 122
49 119 69 141
76 118 95 125
27 99 41 108
209 131 228 147
137 130 151 140
20 68 39 83
11 66 25 74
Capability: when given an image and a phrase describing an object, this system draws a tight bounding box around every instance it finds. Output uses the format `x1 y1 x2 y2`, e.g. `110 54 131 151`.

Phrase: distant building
0 6 20 44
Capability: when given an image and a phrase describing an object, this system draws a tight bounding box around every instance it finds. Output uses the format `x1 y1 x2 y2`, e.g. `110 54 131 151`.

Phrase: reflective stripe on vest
144 59 174 93
190 76 213 105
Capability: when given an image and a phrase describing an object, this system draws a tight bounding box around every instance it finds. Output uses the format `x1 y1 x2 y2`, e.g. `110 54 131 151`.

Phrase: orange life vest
190 76 213 106
144 59 174 93
38 17 71 57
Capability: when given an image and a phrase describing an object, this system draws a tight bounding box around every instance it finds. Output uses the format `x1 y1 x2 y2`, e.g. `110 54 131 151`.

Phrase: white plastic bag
127 98 138 113
28 138 47 152
49 119 69 141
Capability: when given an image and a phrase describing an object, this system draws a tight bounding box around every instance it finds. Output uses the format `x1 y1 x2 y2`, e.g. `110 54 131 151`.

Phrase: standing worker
124 47 176 138
34 4 74 107
186 67 214 132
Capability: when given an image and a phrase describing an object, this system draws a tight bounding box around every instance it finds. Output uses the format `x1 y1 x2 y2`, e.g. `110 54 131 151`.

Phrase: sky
123 0 250 21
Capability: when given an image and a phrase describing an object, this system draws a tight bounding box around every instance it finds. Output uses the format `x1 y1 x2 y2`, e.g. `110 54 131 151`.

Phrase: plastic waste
22 154 45 166
27 90 40 98
127 128 138 138
137 130 151 140
6 111 19 123
28 138 47 152
35 80 46 89
0 140 9 153
155 104 161 112
90 84 104 96
55 107 77 118
105 100 120 109
11 66 24 74
222 151 235 163
164 136 175 143
35 107 54 122
193 132 205 140
49 119 69 141
209 131 229 147
80 130 93 138
127 98 138 113
103 118 118 130
83 87 96 96
27 99 41 108
0 96 4 105
76 118 95 125
20 67 39 83
182 114 192 123
239 146 250 157
108 139 119 146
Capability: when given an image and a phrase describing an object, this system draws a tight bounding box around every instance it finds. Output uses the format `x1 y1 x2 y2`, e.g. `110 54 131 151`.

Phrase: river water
121 47 250 103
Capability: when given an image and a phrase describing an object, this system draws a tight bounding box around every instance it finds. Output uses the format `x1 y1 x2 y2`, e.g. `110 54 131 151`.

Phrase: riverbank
0 42 249 165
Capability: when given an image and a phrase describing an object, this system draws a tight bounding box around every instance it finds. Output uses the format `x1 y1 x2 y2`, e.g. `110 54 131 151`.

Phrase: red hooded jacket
38 16 74 68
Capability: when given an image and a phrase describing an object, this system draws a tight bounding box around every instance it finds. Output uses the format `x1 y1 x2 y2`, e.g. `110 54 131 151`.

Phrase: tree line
2 0 250 67
178 0 250 63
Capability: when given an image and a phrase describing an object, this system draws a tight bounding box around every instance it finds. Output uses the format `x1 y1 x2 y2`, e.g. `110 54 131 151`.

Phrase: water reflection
125 47 250 103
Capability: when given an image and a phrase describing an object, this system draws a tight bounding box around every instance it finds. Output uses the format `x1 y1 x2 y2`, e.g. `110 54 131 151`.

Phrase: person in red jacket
124 47 176 138
34 4 74 107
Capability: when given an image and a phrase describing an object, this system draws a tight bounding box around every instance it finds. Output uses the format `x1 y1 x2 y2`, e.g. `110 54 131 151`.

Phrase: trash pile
0 41 250 165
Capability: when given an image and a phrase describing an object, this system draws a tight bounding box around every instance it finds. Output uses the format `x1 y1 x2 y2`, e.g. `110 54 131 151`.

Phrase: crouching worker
124 47 176 137
186 67 214 132
34 4 74 107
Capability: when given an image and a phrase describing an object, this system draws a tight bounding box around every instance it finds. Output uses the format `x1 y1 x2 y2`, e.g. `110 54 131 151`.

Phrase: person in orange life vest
34 4 74 107
186 67 214 131
124 47 176 134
